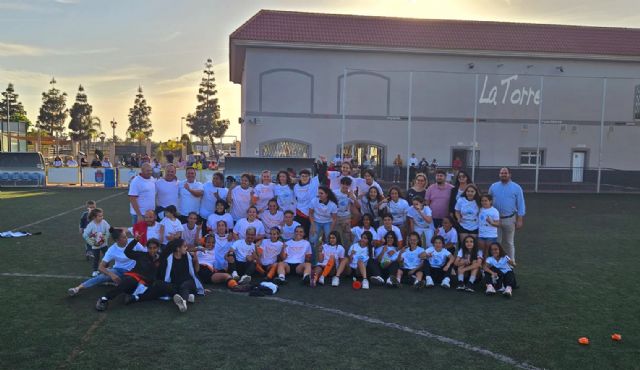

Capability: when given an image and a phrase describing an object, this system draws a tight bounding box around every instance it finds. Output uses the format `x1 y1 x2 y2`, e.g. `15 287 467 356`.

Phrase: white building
229 10 640 178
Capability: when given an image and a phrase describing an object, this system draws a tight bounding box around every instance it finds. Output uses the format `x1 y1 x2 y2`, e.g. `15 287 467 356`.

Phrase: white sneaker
239 275 251 284
362 279 369 290
173 294 187 313
67 287 79 296
441 277 451 289
231 271 239 280
503 286 512 298
331 276 340 287
318 275 325 285
425 276 434 287
485 284 496 295
187 294 195 303
91 271 99 277
385 277 393 287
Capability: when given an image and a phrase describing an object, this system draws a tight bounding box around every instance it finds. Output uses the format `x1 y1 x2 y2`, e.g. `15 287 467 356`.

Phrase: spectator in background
333 152 342 166
192 158 203 170
177 156 186 169
80 155 89 167
90 156 102 168
166 151 174 164
488 167 525 262
151 159 162 179
425 169 454 228
452 157 463 173
393 154 403 183
101 157 112 168
129 154 139 168
66 157 78 167
409 153 418 181
419 157 429 174
53 156 63 167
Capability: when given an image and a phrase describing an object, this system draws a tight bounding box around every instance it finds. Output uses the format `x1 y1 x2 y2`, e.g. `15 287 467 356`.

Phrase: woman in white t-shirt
159 205 183 245
454 184 481 242
386 186 410 237
212 220 235 274
351 214 377 244
327 160 355 192
227 173 255 222
207 199 234 234
309 186 338 248
478 194 501 257
274 170 296 213
396 232 426 288
233 206 266 241
254 170 275 214
196 234 238 289
454 236 483 292
333 230 373 289
83 208 112 276
260 199 284 232
371 231 401 287
275 226 312 285
313 231 345 286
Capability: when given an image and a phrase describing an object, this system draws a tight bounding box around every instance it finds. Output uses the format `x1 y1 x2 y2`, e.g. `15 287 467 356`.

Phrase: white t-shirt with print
254 183 275 213
207 213 234 232
318 244 345 266
155 178 179 208
102 242 137 270
274 184 296 213
233 218 266 240
375 225 403 243
478 206 500 238
355 178 383 199
407 206 433 231
486 255 512 274
311 198 337 224
199 182 228 219
232 239 255 263
281 221 301 241
388 199 410 226
374 246 399 263
178 180 204 216
259 239 284 266
334 191 353 219
160 217 183 241
455 198 480 231
437 227 458 248
401 246 425 270
327 171 356 192
347 243 370 269
181 223 200 247
351 226 376 243
230 186 253 221
425 247 452 268
214 234 233 270
260 210 284 231
83 220 111 249
284 239 312 264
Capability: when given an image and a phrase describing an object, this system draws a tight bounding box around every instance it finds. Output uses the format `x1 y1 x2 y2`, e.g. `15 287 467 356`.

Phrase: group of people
70 157 526 313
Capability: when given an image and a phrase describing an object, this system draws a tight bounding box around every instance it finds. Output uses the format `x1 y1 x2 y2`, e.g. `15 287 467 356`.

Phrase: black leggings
104 276 167 301
92 246 108 271
166 279 197 300
483 267 517 288
423 262 451 284
367 260 399 279
235 261 256 276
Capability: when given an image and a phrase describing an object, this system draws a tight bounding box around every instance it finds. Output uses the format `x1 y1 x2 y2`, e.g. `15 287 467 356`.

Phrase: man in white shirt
178 167 204 223
128 163 156 225
155 164 179 220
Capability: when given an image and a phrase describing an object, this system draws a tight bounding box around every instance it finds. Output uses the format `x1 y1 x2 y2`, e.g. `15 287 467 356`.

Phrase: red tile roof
230 10 640 82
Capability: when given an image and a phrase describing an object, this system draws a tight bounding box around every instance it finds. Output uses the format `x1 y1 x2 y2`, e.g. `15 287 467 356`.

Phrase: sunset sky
1 0 638 141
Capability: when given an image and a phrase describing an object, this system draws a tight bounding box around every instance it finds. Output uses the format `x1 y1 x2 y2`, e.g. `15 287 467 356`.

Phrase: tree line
0 58 229 160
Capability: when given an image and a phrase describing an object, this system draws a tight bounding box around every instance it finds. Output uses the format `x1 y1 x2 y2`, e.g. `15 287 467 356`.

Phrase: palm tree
84 116 101 153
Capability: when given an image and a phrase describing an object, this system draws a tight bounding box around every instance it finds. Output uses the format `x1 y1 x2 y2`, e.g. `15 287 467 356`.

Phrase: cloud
160 31 183 42
0 42 117 57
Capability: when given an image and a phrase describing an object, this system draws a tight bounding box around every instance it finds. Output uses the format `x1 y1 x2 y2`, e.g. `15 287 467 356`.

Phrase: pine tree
186 58 229 161
0 83 31 129
127 86 153 151
68 85 101 153
37 78 68 154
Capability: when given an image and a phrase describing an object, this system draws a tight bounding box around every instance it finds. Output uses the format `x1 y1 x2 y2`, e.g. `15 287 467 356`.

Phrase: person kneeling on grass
313 231 345 286
420 236 454 289
483 242 517 298
229 226 259 285
95 237 165 311
69 228 143 296
256 227 285 281
454 236 483 292
160 238 205 312
394 232 425 289
333 231 372 289
275 226 312 285
195 234 238 290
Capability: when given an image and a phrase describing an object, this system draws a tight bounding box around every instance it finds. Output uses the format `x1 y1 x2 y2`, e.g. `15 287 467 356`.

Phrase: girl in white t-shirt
454 184 481 241
233 206 266 241
313 231 346 286
207 199 234 234
396 232 426 288
434 216 458 253
182 212 202 248
160 205 183 245
333 230 372 289
227 173 255 221
351 214 376 243
260 199 284 232
478 194 501 257
327 161 355 192
386 186 410 233
483 242 517 297
372 230 401 287
407 196 434 249
212 220 235 274
83 208 112 276
454 236 483 292
276 226 312 285
309 186 338 248
281 210 301 242
256 227 285 281
196 234 238 289
274 170 296 213
254 170 275 214
420 236 455 288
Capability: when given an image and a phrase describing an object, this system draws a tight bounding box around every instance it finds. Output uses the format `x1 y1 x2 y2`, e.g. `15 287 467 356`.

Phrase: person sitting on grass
211 220 237 280
95 237 165 311
233 205 266 241
195 234 238 289
256 227 285 281
68 228 142 296
333 230 372 289
313 231 345 286
454 236 483 292
160 238 205 313
395 232 425 289
370 231 401 287
483 242 517 298
206 199 234 234
182 212 202 249
434 216 458 253
420 236 454 289
275 226 312 285
83 208 111 277
229 227 259 285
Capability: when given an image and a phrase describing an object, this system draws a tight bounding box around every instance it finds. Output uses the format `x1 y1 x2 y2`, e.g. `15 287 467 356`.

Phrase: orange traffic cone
578 337 589 345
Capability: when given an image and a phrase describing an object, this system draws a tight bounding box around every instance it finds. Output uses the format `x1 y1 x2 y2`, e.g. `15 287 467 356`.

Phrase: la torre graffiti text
479 75 541 106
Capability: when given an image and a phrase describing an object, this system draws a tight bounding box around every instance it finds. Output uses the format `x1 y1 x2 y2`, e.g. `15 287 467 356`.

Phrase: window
260 140 310 158
634 85 640 121
519 149 545 166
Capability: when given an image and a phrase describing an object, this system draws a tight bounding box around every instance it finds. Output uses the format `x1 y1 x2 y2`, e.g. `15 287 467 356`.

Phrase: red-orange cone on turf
611 334 622 341
352 280 362 290
578 337 589 345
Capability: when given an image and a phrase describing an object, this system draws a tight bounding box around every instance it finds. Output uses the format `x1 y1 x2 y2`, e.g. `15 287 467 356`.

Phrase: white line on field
10 191 125 231
220 290 543 370
0 272 541 370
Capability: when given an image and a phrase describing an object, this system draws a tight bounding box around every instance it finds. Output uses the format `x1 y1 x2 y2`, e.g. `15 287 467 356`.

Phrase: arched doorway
339 141 386 178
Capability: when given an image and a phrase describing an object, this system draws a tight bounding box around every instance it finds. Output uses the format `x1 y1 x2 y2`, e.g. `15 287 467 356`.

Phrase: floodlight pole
405 72 413 191
597 78 607 194
471 74 478 182
340 69 347 162
535 77 544 193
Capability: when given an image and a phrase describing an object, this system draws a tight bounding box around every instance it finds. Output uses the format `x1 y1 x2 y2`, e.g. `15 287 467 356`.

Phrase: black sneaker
123 294 137 305
465 283 475 293
302 275 310 286
274 277 288 286
95 298 108 311
456 284 466 291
